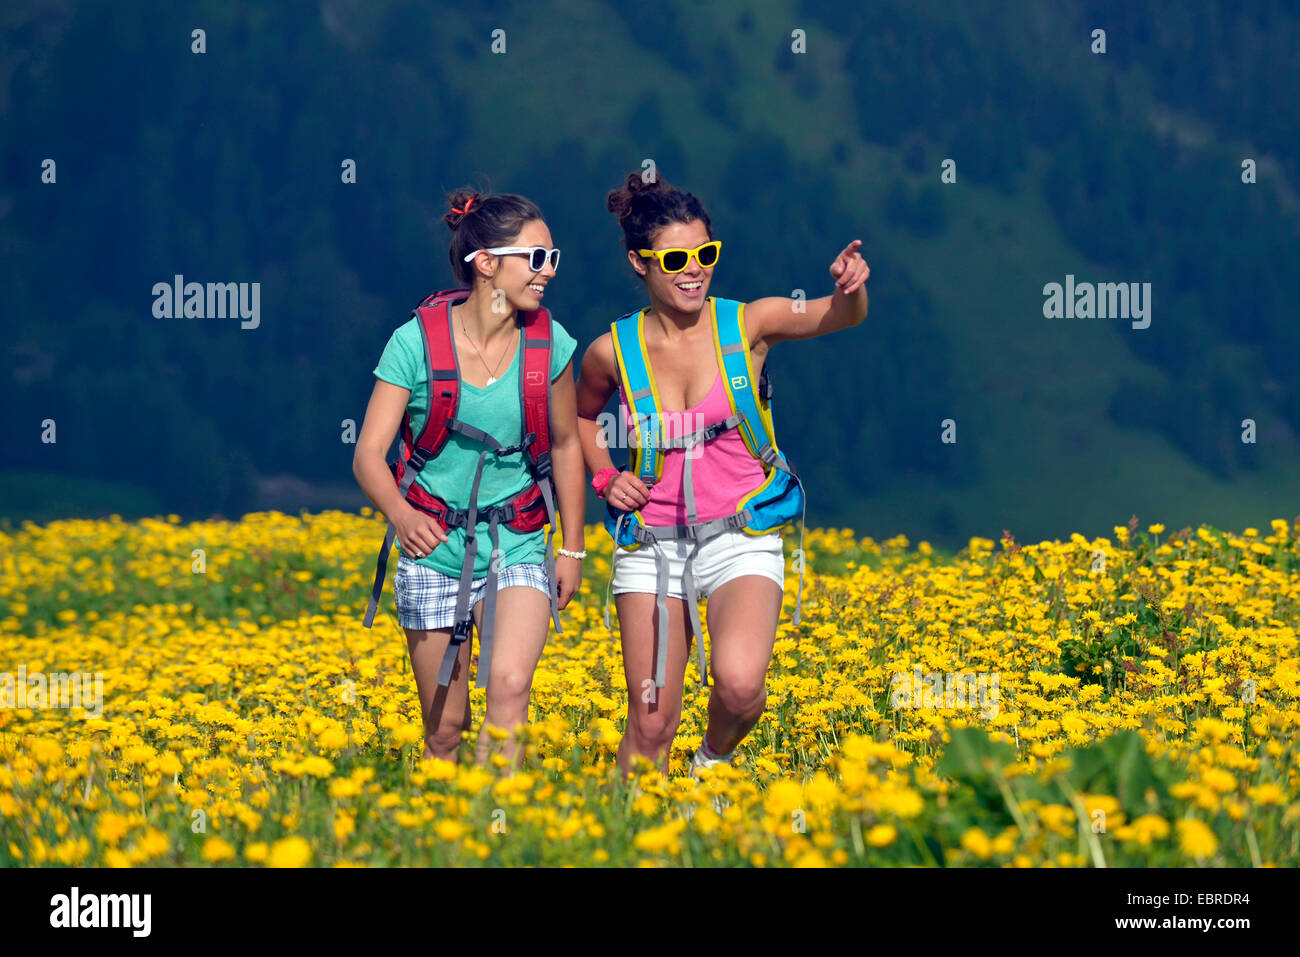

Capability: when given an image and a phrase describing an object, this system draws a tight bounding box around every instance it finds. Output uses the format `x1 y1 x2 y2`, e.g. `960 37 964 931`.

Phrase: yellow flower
1247 783 1283 806
94 812 133 846
960 827 993 860
267 836 313 868
764 780 804 818
435 820 466 842
793 850 829 867
1176 819 1218 859
1119 814 1163 846
317 726 349 750
804 772 839 808
633 820 686 854
202 837 236 862
334 811 356 843
866 824 897 847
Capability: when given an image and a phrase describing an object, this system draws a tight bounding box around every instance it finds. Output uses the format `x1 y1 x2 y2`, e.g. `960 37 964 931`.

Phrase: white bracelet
556 547 587 559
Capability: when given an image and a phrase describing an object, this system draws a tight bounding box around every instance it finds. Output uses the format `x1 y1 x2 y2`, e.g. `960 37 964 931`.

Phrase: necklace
458 311 512 385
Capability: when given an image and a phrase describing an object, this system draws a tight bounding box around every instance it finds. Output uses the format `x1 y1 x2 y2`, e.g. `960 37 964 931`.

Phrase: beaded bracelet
556 547 587 559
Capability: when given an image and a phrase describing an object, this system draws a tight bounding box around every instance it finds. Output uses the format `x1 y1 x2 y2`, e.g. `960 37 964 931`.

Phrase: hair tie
450 194 478 216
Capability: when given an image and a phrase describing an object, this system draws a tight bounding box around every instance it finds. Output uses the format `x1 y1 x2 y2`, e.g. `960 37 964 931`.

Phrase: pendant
486 376 498 385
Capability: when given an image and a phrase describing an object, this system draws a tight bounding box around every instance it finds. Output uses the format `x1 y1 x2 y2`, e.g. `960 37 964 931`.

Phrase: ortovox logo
731 375 748 390
526 371 544 386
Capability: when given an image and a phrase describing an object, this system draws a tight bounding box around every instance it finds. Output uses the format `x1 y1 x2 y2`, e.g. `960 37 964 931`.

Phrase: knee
485 669 533 716
627 706 682 754
712 669 767 719
427 721 468 757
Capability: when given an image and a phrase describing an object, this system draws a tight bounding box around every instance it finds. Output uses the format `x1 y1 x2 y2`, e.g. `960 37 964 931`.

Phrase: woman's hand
603 470 651 511
395 505 449 558
554 554 583 609
830 239 870 294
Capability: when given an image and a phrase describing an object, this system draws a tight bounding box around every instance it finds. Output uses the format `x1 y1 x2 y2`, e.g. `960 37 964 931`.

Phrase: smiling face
470 218 557 312
628 218 714 313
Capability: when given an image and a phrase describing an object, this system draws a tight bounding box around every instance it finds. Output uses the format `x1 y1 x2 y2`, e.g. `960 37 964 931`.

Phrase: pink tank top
617 371 768 525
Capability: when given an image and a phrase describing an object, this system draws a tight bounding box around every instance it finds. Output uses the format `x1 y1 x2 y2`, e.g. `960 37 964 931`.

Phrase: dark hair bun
443 188 487 231
605 170 711 257
606 172 672 220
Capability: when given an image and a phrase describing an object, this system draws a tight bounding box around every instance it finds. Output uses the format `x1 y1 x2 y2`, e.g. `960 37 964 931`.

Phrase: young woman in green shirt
354 190 586 769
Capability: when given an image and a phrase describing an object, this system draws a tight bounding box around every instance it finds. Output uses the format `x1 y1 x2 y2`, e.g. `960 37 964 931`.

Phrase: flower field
1 510 1297 867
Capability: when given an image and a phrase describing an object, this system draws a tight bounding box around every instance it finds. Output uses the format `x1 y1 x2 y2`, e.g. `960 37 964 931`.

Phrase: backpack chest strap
656 412 746 525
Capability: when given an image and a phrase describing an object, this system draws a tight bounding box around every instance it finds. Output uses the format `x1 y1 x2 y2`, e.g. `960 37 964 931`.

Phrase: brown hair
605 172 713 266
443 186 545 285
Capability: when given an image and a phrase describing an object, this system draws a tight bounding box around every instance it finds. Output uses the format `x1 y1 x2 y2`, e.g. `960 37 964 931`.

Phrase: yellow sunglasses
636 240 721 273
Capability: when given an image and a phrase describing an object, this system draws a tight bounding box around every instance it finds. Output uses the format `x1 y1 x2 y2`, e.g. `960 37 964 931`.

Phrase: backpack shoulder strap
711 296 784 469
408 290 465 462
609 307 662 485
518 307 553 472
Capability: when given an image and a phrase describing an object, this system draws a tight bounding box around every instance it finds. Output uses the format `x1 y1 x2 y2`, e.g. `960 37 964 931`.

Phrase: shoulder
386 314 424 348
377 314 426 358
573 330 619 387
731 296 783 346
581 330 616 367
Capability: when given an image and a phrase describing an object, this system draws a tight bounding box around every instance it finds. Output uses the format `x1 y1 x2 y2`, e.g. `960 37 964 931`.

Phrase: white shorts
611 527 785 600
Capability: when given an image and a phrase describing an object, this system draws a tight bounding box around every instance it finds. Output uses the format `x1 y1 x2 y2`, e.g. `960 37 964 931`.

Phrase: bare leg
404 611 478 762
614 591 692 777
700 575 782 756
474 585 552 771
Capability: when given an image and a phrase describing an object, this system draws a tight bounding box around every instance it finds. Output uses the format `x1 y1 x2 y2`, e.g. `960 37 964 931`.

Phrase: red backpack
363 289 562 688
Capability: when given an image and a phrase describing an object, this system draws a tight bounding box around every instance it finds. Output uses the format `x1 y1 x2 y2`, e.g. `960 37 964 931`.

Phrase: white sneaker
690 749 731 813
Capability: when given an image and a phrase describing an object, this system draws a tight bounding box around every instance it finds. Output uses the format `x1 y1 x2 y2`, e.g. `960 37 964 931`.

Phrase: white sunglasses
463 246 561 272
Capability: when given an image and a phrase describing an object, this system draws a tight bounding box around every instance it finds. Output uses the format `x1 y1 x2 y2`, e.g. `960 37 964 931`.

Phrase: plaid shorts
392 554 551 630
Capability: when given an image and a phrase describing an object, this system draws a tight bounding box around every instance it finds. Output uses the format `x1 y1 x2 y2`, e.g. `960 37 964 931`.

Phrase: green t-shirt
373 309 577 578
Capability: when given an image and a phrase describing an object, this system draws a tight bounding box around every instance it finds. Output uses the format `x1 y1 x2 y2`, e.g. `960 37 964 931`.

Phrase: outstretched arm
744 239 870 345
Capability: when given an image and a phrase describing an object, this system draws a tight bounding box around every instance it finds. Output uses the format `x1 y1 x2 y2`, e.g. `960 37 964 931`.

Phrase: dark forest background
2 0 1297 546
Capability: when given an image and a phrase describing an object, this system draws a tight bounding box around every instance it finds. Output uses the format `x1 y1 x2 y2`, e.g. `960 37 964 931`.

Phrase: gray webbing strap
475 513 503 690
680 536 709 687
605 510 629 629
755 443 809 625
447 418 504 451
651 540 671 689
683 435 698 524
633 514 744 688
362 520 400 627
633 511 751 545
436 619 462 686
792 470 808 625
441 448 492 686
659 413 745 450
537 477 563 633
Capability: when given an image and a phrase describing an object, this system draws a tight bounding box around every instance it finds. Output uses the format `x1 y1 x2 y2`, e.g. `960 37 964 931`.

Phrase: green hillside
1 0 1296 545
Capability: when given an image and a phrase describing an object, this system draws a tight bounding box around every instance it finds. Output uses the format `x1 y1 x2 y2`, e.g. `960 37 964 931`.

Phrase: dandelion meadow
1 511 1296 867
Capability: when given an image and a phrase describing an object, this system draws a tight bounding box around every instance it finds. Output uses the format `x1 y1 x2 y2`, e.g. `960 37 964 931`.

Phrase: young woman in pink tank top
576 172 870 781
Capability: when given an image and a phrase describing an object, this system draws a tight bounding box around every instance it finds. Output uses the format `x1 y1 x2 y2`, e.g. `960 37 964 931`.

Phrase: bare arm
352 378 448 555
547 359 586 608
575 332 650 510
745 239 870 345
